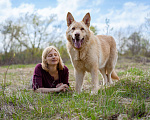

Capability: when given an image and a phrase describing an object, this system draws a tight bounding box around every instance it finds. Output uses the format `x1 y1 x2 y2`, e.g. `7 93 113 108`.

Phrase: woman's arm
62 66 69 86
35 84 69 93
32 64 43 90
35 88 58 93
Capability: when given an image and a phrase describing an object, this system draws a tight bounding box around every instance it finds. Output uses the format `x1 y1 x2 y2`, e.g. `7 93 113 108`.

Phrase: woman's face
46 49 59 66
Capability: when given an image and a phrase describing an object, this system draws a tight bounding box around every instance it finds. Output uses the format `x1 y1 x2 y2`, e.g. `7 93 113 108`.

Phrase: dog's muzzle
72 33 84 49
72 35 84 49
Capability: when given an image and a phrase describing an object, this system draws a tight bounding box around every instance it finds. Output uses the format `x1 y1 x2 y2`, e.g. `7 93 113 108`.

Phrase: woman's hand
35 83 69 93
56 83 69 92
56 83 63 88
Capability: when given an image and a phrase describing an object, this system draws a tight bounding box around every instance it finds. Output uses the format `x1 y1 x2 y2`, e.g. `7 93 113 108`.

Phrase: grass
1 64 36 69
0 59 150 119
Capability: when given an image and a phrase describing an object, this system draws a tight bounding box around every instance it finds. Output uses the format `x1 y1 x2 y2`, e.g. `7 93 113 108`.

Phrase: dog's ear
67 12 75 27
82 13 91 27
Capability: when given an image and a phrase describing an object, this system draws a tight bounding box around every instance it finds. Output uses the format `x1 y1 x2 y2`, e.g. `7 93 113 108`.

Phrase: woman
32 46 69 93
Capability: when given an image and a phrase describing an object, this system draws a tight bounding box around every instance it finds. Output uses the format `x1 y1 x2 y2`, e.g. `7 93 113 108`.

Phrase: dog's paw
75 90 82 94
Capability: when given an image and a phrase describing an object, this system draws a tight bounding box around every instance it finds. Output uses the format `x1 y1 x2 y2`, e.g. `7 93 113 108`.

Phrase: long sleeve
32 64 69 90
62 66 69 86
32 63 43 90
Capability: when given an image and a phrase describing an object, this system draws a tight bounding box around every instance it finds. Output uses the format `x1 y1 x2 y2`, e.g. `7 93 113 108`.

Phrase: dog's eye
72 27 75 30
81 28 84 30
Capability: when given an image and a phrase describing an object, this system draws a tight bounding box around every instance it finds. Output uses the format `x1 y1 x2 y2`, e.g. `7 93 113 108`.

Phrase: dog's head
66 12 91 49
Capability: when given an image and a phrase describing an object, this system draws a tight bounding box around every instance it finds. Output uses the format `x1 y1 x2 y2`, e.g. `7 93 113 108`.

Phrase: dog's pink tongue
74 40 81 48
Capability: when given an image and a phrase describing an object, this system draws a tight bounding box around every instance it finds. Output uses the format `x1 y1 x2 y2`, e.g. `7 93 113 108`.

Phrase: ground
0 58 150 119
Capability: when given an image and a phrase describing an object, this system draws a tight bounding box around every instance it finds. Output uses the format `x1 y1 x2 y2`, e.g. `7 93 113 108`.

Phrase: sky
0 0 150 38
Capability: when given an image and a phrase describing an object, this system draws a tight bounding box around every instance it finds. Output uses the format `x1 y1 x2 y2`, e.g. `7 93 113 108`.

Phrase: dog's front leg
90 67 99 94
74 69 85 94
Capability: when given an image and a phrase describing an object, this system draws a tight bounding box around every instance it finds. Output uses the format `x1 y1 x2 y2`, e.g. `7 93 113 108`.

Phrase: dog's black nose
75 33 80 39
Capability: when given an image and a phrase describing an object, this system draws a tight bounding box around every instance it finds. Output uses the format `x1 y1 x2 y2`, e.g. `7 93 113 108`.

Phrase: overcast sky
0 0 150 41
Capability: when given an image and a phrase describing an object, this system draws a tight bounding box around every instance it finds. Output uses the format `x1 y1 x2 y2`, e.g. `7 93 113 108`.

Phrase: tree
20 12 56 49
0 12 65 65
90 25 97 35
0 20 25 53
0 20 25 64
17 12 57 62
145 13 150 32
126 32 150 57
127 32 141 56
105 18 113 35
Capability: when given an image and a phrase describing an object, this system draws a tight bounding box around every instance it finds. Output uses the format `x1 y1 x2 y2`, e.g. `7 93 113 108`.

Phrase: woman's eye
72 27 75 30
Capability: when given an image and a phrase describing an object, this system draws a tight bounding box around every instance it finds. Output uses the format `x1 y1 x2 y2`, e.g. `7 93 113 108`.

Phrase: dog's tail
111 70 119 80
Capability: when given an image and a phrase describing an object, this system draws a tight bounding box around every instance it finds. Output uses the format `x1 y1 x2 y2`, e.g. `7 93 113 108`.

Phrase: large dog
66 12 119 94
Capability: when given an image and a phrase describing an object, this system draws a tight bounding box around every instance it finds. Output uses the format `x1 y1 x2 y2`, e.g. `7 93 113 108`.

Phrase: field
0 58 150 119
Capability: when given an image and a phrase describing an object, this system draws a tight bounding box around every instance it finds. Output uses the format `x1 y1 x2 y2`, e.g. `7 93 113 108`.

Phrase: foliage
0 12 69 65
90 25 97 35
126 32 150 56
116 30 150 57
0 13 150 65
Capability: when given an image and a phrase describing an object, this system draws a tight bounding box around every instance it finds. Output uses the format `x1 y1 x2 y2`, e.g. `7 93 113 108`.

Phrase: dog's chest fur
68 45 98 72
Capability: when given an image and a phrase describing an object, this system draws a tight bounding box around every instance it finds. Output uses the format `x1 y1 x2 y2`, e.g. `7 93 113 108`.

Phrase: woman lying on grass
32 46 69 93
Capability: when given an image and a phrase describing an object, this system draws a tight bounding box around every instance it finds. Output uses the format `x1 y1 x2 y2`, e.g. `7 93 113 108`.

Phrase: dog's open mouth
72 38 84 49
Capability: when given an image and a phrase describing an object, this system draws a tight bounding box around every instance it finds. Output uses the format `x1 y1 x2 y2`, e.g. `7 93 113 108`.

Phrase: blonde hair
41 46 64 72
